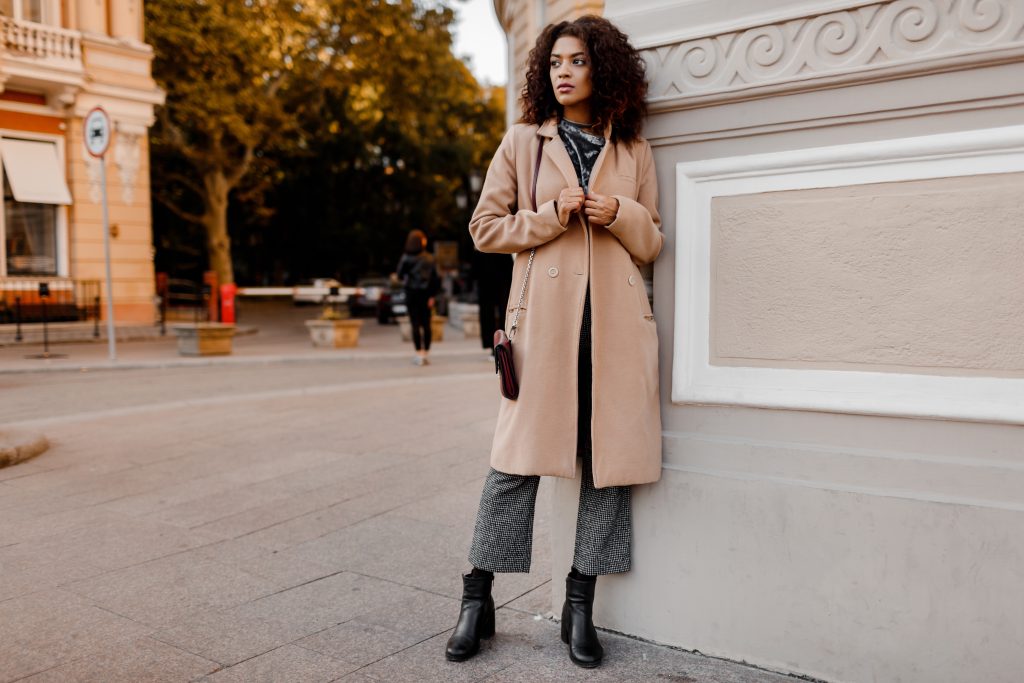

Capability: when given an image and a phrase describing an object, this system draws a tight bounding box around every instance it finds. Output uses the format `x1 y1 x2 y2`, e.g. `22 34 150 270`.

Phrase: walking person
446 16 663 668
396 229 439 366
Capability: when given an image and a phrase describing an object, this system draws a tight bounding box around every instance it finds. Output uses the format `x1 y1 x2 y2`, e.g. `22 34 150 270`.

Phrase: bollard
14 295 22 342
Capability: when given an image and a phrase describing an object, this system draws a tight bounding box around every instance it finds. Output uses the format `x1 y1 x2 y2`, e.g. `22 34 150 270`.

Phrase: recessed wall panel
709 172 1024 377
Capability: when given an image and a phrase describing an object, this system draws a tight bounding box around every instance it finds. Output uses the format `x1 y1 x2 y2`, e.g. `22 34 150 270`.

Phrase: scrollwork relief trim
643 0 1024 109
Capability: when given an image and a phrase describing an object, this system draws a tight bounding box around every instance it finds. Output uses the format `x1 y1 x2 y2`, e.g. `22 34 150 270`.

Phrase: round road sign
84 107 111 158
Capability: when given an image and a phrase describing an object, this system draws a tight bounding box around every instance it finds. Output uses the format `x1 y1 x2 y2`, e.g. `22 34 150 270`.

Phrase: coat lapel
538 118 579 190
587 122 614 194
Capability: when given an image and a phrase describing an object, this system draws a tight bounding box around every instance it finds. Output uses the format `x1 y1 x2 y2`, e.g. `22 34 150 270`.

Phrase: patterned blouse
558 118 605 193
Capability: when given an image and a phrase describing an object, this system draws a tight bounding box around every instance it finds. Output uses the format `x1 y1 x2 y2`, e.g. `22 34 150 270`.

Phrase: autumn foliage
148 0 505 285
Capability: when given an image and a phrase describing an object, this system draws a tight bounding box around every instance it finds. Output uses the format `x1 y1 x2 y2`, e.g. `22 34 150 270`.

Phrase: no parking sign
84 107 111 158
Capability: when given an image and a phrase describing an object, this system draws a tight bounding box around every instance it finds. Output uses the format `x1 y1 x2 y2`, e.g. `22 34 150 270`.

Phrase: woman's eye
550 61 560 68
573 59 586 65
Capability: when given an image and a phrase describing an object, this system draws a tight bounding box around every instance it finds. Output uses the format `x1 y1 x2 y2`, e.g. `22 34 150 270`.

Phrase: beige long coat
469 118 664 488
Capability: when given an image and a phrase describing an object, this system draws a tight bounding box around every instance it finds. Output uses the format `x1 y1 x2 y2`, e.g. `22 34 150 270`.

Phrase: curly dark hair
520 15 648 144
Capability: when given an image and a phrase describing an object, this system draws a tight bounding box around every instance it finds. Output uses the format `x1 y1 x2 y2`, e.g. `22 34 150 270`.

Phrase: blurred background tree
148 0 505 286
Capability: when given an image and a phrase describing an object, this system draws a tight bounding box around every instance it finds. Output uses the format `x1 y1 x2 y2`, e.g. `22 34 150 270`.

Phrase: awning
1 138 73 205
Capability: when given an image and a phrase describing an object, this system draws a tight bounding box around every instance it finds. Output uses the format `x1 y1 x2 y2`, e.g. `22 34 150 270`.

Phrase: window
0 0 44 23
0 136 71 277
4 175 56 275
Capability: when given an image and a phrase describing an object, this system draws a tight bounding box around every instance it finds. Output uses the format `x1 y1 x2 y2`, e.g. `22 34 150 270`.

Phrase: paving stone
296 588 458 667
152 608 314 666
188 535 340 590
0 503 125 547
65 553 279 629
286 509 550 607
202 644 355 682
0 549 107 602
0 459 51 482
502 581 555 617
19 636 220 683
2 516 220 575
229 572 394 636
0 589 151 681
330 673 379 682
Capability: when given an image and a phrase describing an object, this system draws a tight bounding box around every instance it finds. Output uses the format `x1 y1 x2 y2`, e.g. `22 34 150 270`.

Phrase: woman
447 16 662 668
396 229 439 366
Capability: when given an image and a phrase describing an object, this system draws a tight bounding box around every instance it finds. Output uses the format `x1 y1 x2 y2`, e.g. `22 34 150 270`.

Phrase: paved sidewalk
0 300 484 374
0 351 805 681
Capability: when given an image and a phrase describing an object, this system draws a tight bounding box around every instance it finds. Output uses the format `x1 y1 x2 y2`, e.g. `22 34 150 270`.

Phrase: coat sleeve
606 139 664 265
469 127 568 254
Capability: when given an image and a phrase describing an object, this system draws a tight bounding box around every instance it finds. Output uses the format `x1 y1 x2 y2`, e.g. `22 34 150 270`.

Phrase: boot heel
479 600 496 639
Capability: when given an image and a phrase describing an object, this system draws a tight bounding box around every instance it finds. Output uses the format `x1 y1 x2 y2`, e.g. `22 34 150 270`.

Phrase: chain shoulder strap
509 249 533 338
509 134 545 340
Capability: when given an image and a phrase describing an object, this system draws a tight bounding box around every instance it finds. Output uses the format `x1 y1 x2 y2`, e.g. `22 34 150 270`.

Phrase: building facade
496 1 1024 681
0 0 162 324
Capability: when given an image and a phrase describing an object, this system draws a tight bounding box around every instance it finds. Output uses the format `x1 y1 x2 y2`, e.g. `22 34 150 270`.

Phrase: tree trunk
203 169 234 285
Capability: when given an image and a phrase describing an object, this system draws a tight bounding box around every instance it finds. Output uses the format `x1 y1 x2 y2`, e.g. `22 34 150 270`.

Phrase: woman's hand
556 186 585 226
584 193 619 227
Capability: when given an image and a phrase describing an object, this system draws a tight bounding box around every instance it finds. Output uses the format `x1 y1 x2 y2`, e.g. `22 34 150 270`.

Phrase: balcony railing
0 16 80 64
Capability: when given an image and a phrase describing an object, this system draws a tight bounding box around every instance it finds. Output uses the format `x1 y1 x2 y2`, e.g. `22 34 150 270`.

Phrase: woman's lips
557 83 574 92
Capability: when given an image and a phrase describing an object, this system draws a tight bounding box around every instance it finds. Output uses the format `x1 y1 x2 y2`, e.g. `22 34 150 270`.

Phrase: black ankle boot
561 572 603 667
445 571 495 662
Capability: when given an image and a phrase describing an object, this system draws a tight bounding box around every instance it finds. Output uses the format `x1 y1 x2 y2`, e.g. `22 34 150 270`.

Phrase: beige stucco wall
0 1 162 323
709 171 1024 377
534 0 1024 681
66 120 154 323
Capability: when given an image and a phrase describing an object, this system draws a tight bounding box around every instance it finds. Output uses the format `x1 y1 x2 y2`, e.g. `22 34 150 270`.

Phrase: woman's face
549 35 593 115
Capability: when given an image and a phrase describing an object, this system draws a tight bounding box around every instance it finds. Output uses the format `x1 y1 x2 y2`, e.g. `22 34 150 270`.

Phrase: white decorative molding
642 0 1024 109
114 130 140 204
672 124 1024 425
83 142 103 203
662 430 1024 512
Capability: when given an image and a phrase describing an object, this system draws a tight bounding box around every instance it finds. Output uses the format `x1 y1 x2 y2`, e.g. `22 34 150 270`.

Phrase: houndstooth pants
467 290 632 576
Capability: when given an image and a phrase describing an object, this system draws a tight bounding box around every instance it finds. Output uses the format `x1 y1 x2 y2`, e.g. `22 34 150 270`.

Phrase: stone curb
0 325 259 347
0 347 491 375
0 430 49 468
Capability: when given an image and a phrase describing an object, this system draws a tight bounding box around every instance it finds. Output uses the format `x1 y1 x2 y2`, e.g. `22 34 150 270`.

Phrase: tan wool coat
469 118 664 488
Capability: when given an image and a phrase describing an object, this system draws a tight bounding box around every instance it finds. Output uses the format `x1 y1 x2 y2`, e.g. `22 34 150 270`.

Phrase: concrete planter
431 315 447 342
396 315 447 343
449 302 481 339
461 312 480 339
170 323 236 356
305 319 363 348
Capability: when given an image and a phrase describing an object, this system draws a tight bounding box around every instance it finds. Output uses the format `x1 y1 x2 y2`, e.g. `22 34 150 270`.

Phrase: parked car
350 277 406 323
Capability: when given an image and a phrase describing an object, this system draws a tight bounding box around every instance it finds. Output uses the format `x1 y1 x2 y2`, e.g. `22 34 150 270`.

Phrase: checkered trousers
467 290 632 576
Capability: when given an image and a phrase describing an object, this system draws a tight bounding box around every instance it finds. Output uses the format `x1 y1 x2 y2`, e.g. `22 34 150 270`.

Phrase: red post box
220 283 237 324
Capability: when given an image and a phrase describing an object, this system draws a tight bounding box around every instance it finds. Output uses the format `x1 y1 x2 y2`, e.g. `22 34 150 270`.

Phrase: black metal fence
155 274 215 331
0 277 101 325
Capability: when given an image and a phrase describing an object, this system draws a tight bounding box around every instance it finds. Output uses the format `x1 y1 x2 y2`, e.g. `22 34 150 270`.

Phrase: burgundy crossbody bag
493 136 544 400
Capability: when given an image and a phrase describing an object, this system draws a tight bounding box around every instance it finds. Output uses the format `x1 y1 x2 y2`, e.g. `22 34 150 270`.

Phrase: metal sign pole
85 106 116 361
100 156 116 360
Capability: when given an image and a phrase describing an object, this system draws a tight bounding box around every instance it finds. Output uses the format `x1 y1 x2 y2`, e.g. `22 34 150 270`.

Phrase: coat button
548 267 559 277
628 275 636 286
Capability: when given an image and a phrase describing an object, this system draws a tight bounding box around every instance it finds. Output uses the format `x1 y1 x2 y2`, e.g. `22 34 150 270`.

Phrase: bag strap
509 135 545 339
